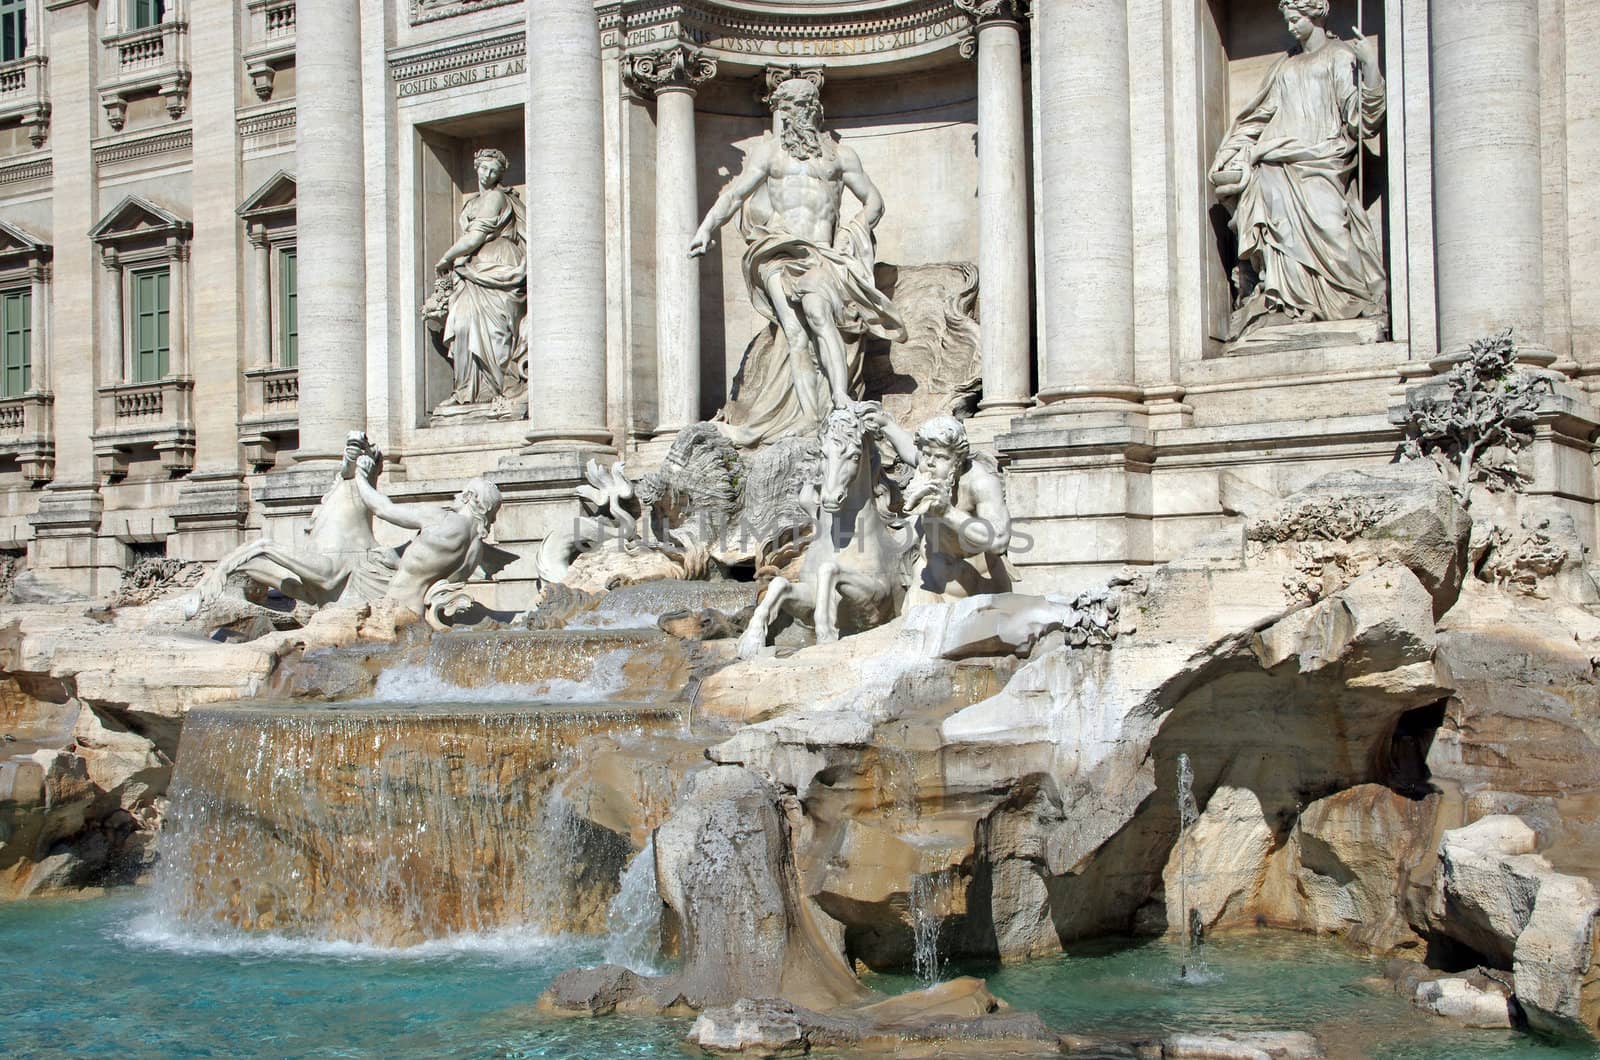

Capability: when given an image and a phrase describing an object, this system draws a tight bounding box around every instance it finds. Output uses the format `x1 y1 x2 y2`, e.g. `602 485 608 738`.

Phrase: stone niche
413 106 527 425
646 64 983 433
1199 0 1389 357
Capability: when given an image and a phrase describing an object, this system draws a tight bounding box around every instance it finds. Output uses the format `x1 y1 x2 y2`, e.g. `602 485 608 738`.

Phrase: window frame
127 264 171 384
0 285 30 398
276 244 297 369
0 0 27 63
129 0 165 31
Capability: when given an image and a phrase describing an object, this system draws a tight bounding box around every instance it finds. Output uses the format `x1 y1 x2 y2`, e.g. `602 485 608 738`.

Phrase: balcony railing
0 391 54 484
244 0 295 101
0 55 49 148
100 20 191 128
93 377 195 479
240 364 298 470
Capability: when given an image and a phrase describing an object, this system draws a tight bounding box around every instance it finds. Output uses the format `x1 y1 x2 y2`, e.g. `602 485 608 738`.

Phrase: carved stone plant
1399 329 1551 498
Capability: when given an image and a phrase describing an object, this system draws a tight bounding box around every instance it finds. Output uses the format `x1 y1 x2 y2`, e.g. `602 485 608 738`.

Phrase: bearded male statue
689 77 907 447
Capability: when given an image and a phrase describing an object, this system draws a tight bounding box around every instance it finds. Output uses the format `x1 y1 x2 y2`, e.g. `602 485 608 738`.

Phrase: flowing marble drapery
1212 40 1386 339
721 215 906 447
438 188 528 405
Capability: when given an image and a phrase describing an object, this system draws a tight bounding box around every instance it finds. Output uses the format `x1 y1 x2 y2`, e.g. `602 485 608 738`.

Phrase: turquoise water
2 894 1595 1059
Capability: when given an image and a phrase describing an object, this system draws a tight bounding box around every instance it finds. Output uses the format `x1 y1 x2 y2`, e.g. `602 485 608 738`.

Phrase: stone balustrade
0 55 48 148
244 0 295 101
92 377 195 480
0 391 52 484
239 365 299 471
99 18 191 128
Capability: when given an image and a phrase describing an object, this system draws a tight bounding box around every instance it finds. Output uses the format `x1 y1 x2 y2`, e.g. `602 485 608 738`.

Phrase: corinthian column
1430 0 1550 367
959 1 1031 413
293 0 366 462
626 45 717 437
524 0 612 448
1033 0 1138 412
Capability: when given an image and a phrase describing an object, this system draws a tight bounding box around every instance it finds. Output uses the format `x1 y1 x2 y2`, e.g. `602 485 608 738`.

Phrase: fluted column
1430 0 1550 367
294 0 366 460
1033 0 1138 411
248 230 272 368
959 1 1032 412
524 0 611 449
626 45 717 436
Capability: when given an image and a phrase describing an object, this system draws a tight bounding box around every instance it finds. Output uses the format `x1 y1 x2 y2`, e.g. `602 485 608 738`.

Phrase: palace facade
0 0 1595 607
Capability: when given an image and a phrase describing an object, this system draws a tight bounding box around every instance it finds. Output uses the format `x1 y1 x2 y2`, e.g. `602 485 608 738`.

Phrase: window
130 266 169 383
130 0 165 30
0 0 25 62
0 287 28 397
278 247 297 368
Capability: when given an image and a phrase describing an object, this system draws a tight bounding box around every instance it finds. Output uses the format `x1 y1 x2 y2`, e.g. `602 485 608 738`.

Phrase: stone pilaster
1430 0 1550 368
1030 0 1138 417
625 44 717 437
293 0 367 462
29 1 114 595
172 0 250 561
521 0 612 451
958 0 1032 421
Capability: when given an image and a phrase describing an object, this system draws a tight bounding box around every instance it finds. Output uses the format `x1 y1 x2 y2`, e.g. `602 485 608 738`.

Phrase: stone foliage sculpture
690 77 907 446
1399 329 1551 496
185 432 504 628
422 147 528 414
1209 0 1386 339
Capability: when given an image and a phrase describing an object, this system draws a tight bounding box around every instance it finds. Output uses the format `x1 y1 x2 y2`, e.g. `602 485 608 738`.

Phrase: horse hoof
737 634 765 659
816 629 840 645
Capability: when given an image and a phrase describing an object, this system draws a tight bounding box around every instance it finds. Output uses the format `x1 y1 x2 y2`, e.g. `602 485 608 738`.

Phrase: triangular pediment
0 217 49 260
88 196 192 245
237 171 297 220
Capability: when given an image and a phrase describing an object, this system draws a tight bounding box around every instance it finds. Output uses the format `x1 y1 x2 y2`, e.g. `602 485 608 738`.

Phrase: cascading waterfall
149 701 681 948
910 868 955 983
602 836 666 974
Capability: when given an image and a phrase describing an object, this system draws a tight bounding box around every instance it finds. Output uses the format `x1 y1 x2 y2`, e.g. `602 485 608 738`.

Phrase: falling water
1175 753 1208 981
910 869 955 983
602 837 666 974
149 701 681 948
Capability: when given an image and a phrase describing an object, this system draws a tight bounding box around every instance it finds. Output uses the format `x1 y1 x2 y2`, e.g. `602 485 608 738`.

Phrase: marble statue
423 147 528 411
690 77 907 447
184 433 388 616
184 432 503 626
348 455 504 620
873 412 1013 602
738 401 914 657
1209 0 1386 340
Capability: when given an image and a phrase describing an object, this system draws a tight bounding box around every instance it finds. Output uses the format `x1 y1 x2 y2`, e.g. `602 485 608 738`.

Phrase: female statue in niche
424 147 528 412
1209 0 1386 341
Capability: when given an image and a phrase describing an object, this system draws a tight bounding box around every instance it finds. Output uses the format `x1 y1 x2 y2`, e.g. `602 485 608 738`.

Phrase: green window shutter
0 288 29 399
131 267 170 384
279 247 298 369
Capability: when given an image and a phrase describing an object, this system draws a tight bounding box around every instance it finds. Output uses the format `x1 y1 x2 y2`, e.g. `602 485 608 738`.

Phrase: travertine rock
1162 786 1274 934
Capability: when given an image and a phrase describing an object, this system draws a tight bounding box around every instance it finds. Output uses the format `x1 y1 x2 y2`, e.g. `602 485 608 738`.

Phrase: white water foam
562 609 662 632
369 648 632 704
119 911 595 966
602 838 666 975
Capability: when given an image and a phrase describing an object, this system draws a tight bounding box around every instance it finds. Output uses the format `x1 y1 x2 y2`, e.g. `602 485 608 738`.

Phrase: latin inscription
397 56 528 99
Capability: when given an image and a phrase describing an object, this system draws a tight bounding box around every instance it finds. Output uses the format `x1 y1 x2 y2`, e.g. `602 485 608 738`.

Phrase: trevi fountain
4 0 1600 1057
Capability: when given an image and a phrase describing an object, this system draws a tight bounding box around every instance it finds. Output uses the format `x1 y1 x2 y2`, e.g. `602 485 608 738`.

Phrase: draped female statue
1209 0 1386 341
424 147 528 412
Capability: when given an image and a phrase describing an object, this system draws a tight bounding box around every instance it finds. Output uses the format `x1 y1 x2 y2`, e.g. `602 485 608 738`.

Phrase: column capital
623 44 717 99
758 63 825 106
954 0 1029 28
